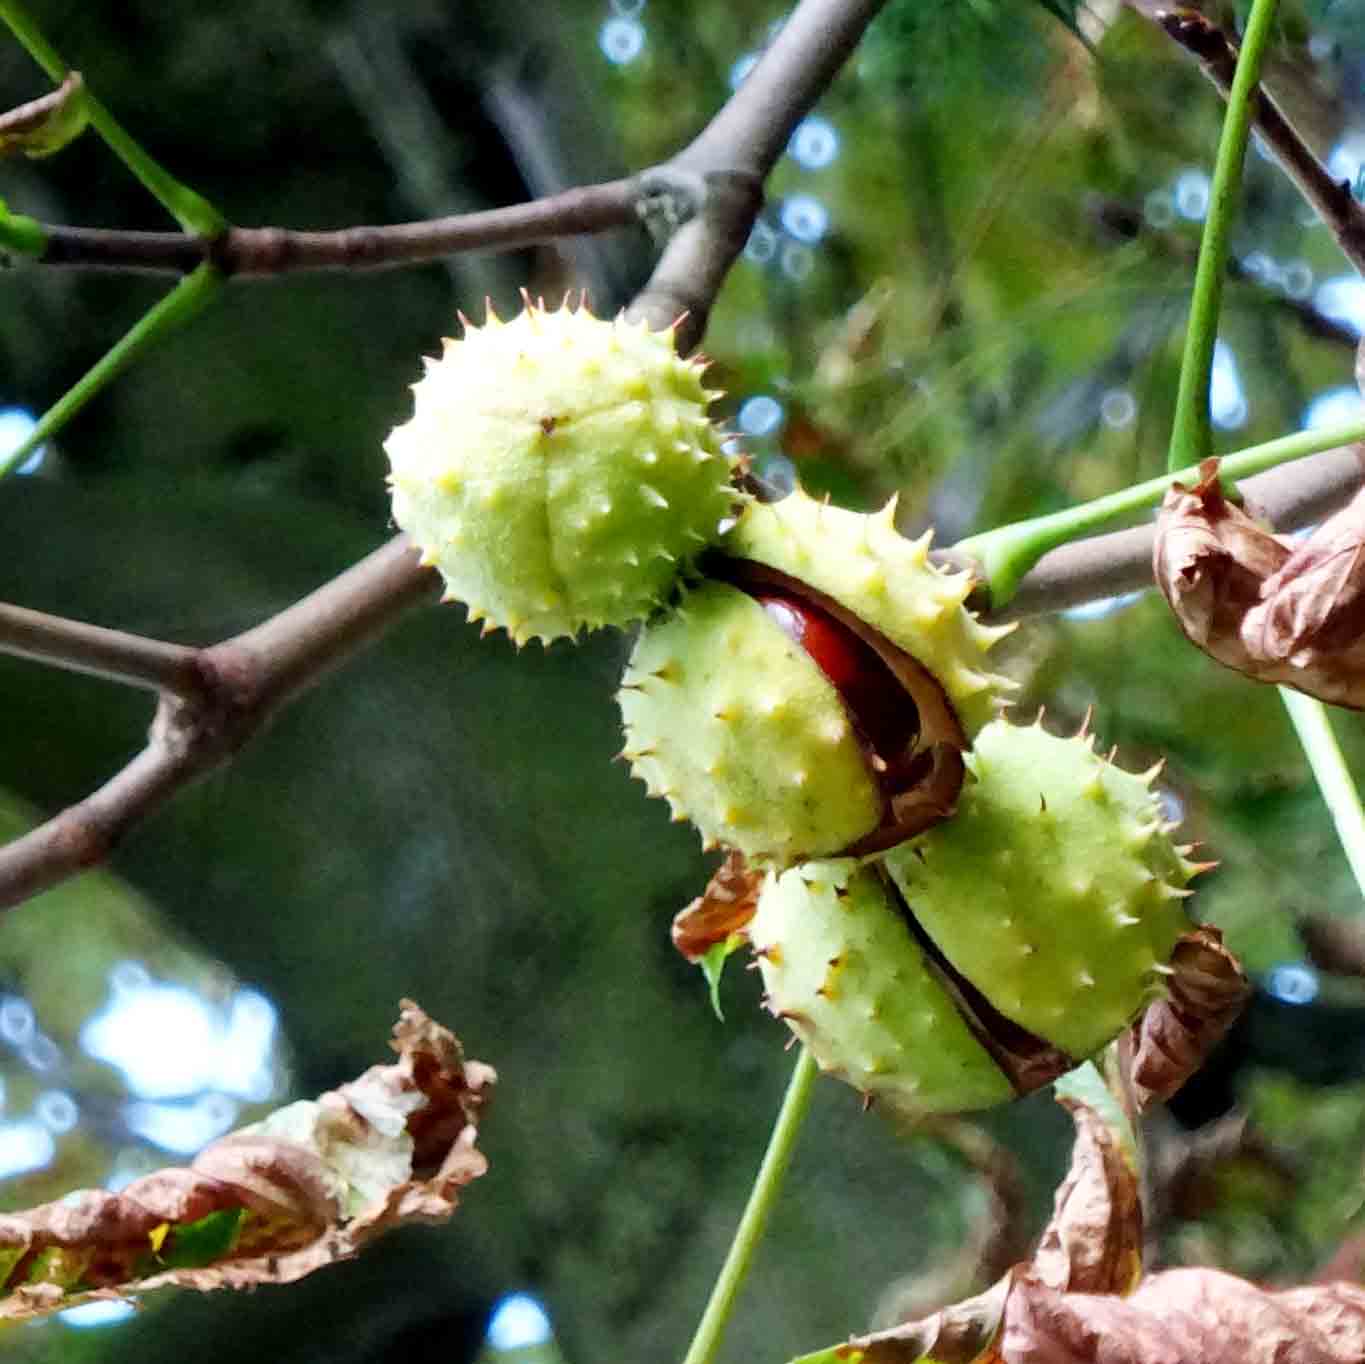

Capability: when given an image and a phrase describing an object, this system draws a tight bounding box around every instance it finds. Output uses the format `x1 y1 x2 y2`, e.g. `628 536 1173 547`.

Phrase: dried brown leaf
805 1085 1365 1364
1153 459 1290 668
1032 1097 1141 1296
1000 1269 1365 1364
671 851 762 961
1130 927 1249 1109
833 1273 1013 1364
1154 458 1365 706
0 1001 493 1319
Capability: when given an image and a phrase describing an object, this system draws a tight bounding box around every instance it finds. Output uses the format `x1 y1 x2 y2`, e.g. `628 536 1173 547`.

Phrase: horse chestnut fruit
385 298 739 645
749 717 1201 1114
617 488 1014 863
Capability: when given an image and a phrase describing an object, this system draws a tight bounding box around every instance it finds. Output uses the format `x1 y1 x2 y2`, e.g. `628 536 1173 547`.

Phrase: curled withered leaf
0 1001 493 1320
802 1092 1365 1364
1000 1268 1365 1364
1032 1097 1141 1297
1154 457 1365 706
1130 927 1249 1110
671 851 762 961
1244 487 1365 668
822 1274 1012 1364
1153 459 1290 675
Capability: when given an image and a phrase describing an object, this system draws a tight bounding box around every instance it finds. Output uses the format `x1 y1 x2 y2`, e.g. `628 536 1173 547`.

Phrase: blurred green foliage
2 1 1365 1361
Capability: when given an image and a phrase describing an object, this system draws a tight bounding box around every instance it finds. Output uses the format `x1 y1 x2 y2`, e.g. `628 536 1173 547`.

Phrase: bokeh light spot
599 17 644 65
737 395 784 438
789 116 839 170
1265 963 1319 1006
780 193 828 244
60 1301 138 1330
0 407 43 475
486 1293 553 1350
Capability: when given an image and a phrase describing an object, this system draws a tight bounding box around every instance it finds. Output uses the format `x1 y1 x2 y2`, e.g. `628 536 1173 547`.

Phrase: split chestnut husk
617 489 1014 864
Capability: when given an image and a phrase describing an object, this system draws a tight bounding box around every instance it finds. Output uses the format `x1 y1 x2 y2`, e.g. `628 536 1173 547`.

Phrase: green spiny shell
619 581 881 862
750 860 1014 1114
729 489 1015 735
883 716 1196 1060
618 489 1014 862
385 300 738 645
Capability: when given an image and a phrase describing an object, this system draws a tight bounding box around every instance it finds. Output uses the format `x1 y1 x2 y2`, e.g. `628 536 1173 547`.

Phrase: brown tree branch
0 538 438 911
0 602 200 695
630 0 888 350
6 441 1360 912
1149 7 1365 276
0 0 891 912
26 178 640 276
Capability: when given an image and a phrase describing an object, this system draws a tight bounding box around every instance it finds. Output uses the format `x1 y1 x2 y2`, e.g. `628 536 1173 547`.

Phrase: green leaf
160 1208 247 1271
0 71 88 159
700 933 745 1022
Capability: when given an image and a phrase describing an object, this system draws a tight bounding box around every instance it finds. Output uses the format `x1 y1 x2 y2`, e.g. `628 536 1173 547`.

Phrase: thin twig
1152 8 1365 276
0 604 199 696
26 179 639 276
631 0 888 350
970 443 1365 621
0 538 438 911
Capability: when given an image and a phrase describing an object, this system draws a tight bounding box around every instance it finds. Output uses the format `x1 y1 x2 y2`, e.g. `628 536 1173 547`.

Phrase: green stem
1167 0 1280 472
957 416 1365 606
1279 690 1365 901
681 1047 819 1364
0 0 225 237
0 263 223 479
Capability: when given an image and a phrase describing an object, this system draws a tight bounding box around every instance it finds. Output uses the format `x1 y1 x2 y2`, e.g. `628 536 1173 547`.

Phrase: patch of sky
1327 130 1365 195
81 971 277 1104
486 1293 554 1351
0 1120 54 1180
1209 339 1247 431
1302 384 1365 431
59 1301 138 1330
124 1092 239 1155
1313 275 1365 337
0 407 43 475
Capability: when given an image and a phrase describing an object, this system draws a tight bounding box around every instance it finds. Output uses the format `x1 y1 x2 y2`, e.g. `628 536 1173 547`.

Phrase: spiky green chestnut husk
621 581 882 862
751 718 1199 1114
729 490 1014 735
749 860 1014 1115
385 300 738 645
617 490 1013 863
882 716 1196 1059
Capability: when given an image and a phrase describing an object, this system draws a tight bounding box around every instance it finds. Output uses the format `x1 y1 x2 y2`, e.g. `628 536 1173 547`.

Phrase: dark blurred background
4 1 1365 1360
